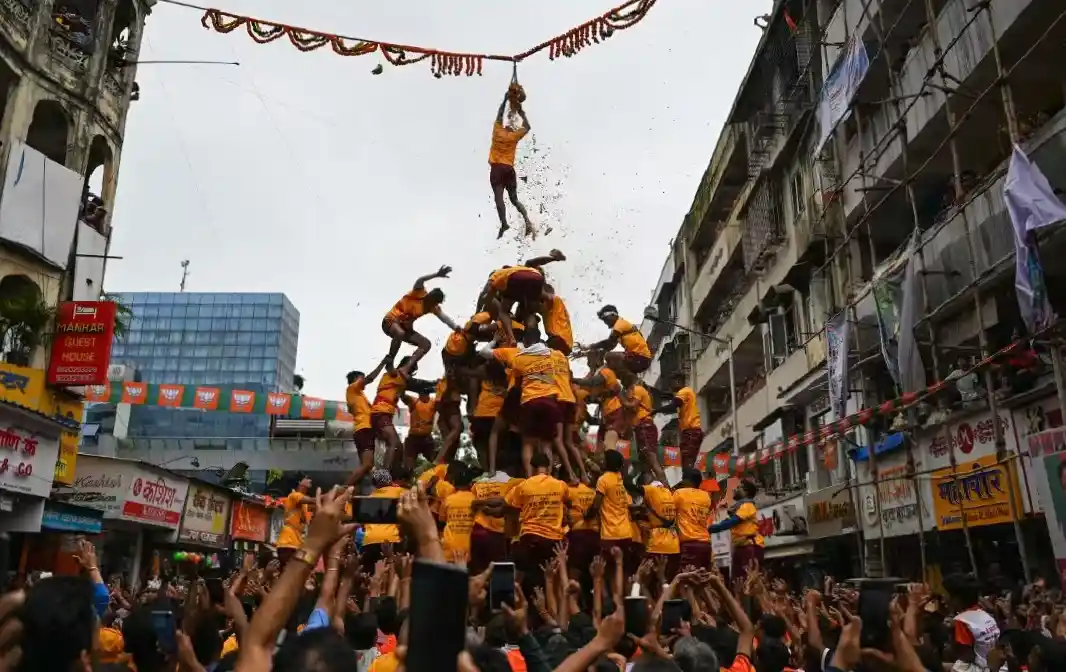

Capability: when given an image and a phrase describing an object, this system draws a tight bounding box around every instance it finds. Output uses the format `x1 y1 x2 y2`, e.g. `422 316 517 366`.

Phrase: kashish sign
53 455 189 529
47 301 116 386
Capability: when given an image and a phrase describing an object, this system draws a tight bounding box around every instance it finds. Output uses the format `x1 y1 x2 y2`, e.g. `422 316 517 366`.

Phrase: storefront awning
851 432 906 462
764 542 817 560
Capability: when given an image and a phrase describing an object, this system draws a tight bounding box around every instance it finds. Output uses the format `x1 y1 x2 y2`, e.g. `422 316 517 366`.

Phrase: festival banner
157 384 185 408
931 455 1022 531
662 446 681 468
85 381 353 420
47 301 117 386
826 310 850 419
814 34 870 155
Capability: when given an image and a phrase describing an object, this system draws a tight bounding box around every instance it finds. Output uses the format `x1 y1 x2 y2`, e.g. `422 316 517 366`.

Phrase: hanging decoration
193 0 658 76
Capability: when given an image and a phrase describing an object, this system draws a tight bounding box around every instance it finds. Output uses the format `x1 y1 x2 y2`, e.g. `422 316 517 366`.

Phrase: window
789 168 806 223
238 332 252 345
194 346 209 358
184 305 199 318
213 318 227 330
208 332 224 345
269 294 282 306
227 319 240 331
224 332 238 345
251 294 268 304
267 306 282 319
223 346 238 358
172 318 186 331
222 359 235 372
143 306 159 318
240 319 254 331
239 306 254 318
175 293 188 305
197 319 211 331
159 306 173 318
251 332 266 346
193 359 207 372
253 306 267 319
201 294 215 305
179 359 193 372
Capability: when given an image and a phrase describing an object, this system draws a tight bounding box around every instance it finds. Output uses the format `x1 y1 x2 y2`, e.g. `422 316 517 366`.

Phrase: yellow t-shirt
371 372 406 416
445 312 493 356
363 486 405 545
612 318 652 358
731 501 765 547
644 485 680 555
369 651 400 672
441 490 476 558
346 379 372 432
567 483 599 533
676 387 702 431
596 471 632 541
406 397 437 436
550 350 575 404
630 385 653 426
471 478 517 533
493 347 559 405
504 474 567 541
418 463 447 488
489 266 541 292
674 487 713 543
488 123 528 166
386 289 428 324
599 367 623 416
433 480 457 517
275 491 309 549
474 379 507 418
543 296 573 350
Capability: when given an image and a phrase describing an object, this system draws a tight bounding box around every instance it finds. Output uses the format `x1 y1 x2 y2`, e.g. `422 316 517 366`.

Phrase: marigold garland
197 0 657 77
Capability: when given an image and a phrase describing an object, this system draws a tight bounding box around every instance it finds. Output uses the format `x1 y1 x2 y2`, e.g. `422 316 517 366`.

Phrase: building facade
644 0 1066 582
104 292 300 438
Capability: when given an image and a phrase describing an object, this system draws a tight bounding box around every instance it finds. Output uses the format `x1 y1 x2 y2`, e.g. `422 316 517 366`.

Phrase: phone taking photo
150 610 178 654
489 562 516 611
351 496 399 524
406 559 468 672
661 599 685 635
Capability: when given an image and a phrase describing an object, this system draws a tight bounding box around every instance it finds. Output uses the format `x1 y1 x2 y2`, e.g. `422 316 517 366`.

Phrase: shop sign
0 425 59 498
931 454 1022 531
230 500 269 542
0 362 84 485
753 495 808 547
42 503 103 534
47 301 117 386
53 455 189 529
804 486 856 539
178 484 232 547
922 410 1014 470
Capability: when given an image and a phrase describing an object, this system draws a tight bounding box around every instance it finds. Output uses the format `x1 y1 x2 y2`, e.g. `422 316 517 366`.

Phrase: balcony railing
0 0 32 45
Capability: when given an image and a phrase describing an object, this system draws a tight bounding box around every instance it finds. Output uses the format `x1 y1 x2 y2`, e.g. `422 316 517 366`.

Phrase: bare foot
524 221 537 239
397 364 412 379
497 222 510 239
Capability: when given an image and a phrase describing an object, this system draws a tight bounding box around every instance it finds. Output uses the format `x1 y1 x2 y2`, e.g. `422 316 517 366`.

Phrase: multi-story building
645 0 1066 581
0 0 149 529
98 291 300 439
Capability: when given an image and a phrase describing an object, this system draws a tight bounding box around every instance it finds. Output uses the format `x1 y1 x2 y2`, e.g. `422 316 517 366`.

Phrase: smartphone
406 559 468 672
624 595 649 637
854 578 902 651
150 610 178 654
205 577 225 604
661 599 685 635
489 562 516 610
351 497 399 524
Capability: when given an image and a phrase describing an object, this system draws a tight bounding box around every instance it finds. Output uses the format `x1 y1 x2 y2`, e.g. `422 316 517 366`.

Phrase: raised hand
437 265 453 278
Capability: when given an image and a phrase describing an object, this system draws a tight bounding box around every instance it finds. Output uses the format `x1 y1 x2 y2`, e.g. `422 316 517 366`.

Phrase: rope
157 0 658 77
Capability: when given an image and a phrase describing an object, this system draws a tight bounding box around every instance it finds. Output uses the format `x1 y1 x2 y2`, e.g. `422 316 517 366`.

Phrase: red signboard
47 301 116 386
230 500 269 542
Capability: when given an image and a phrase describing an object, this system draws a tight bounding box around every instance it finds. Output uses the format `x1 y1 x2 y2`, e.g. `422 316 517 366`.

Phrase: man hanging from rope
489 79 536 239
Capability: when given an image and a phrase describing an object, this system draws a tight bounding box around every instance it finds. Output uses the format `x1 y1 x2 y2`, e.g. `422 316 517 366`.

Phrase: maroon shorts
679 540 712 569
623 352 652 374
471 417 496 446
513 534 559 574
354 428 376 456
504 270 545 304
647 552 681 577
502 385 522 425
634 420 658 452
546 335 571 356
489 162 517 190
732 544 765 581
438 399 461 419
381 316 415 341
566 529 600 573
600 539 643 577
405 433 435 461
470 524 509 575
680 428 705 468
371 412 394 440
603 410 626 434
520 397 562 441
558 402 575 426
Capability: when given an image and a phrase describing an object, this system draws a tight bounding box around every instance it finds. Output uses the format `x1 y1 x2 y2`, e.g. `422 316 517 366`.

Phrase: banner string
156 0 657 77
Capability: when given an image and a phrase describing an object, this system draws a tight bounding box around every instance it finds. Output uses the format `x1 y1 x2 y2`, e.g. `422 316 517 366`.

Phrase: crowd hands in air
4 485 1066 671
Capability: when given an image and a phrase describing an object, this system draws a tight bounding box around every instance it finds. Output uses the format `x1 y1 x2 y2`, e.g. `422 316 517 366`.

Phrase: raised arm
572 372 606 389
495 92 508 124
431 305 461 331
413 265 452 291
365 357 388 385
523 249 565 268
587 331 620 353
517 105 531 132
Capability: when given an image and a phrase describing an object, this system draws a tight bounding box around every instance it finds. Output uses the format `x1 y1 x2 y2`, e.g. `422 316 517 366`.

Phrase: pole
727 339 739 455
180 260 190 292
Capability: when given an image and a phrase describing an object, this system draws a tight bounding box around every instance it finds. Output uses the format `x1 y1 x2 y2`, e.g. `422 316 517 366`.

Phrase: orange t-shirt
550 350 575 404
471 478 517 533
728 653 756 672
363 486 405 545
674 487 713 542
386 289 428 324
573 387 589 425
345 379 372 431
489 266 541 292
504 474 567 541
368 651 399 672
543 296 573 350
275 491 309 549
488 122 528 166
598 367 622 416
445 312 492 356
474 379 507 418
596 471 633 541
406 396 437 436
644 484 679 554
441 490 476 558
418 463 447 489
612 318 652 358
371 372 406 415
676 387 702 431
630 385 653 426
493 347 559 405
567 483 599 533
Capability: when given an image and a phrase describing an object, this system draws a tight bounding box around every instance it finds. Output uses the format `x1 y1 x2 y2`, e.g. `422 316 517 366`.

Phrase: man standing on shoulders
674 468 718 569
709 480 762 580
654 375 704 468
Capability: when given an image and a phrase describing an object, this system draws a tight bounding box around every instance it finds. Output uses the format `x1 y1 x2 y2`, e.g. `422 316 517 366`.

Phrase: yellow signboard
931 454 1022 531
0 361 83 484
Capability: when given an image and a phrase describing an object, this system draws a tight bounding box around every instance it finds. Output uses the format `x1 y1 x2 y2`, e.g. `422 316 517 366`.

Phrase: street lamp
157 455 200 468
643 306 739 455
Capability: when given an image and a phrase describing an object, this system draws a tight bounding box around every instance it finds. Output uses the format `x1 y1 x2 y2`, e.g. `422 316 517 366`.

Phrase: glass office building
106 292 300 438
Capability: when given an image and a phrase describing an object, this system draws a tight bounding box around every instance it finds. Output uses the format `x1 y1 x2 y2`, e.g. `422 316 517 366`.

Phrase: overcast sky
105 0 772 399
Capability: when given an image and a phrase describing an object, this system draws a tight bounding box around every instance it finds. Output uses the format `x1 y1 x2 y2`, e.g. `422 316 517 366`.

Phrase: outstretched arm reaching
432 306 461 331
365 357 388 385
413 265 452 291
495 92 508 125
524 249 566 268
586 331 620 353
517 105 531 132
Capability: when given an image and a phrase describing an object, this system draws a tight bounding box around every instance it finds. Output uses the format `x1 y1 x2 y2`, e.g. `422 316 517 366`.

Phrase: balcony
690 217 743 316
701 375 772 453
0 0 33 50
767 345 812 403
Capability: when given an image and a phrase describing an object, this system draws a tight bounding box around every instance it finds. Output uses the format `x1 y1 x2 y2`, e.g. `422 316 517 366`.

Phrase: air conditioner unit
772 503 809 535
